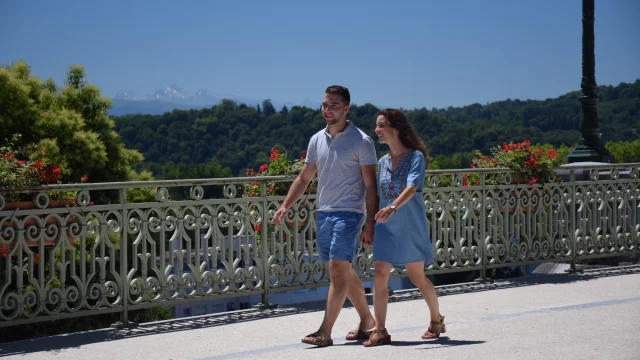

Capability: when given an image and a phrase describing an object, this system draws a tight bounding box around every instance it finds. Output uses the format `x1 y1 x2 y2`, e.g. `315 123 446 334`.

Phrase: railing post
475 172 491 283
255 180 277 310
566 169 583 274
112 188 137 328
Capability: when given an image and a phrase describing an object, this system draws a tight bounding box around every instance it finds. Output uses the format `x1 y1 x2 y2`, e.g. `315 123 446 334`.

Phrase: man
272 85 378 347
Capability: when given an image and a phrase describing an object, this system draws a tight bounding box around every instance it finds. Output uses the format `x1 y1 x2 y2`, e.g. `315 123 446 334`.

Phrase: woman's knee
406 266 427 286
374 261 391 276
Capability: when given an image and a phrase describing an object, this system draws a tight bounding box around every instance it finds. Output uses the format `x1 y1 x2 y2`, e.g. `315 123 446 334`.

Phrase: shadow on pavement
392 337 486 348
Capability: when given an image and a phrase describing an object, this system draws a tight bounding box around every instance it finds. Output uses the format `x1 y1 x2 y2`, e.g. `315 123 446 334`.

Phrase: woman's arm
374 152 425 223
373 185 416 223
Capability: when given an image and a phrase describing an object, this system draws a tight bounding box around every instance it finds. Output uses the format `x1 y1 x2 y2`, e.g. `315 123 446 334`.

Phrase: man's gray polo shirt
304 121 378 213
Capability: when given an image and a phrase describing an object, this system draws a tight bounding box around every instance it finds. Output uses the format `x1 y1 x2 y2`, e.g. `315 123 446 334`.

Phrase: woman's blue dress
372 150 434 267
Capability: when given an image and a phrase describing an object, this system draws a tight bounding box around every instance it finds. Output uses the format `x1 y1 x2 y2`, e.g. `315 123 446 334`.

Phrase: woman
363 108 446 347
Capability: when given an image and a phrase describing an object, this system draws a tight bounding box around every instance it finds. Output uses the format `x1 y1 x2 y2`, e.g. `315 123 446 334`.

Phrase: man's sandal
422 314 446 339
345 329 373 341
301 333 334 347
363 329 391 347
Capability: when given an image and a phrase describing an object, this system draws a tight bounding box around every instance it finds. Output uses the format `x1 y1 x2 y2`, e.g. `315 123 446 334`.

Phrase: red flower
269 147 280 162
524 156 537 168
245 168 255 177
259 164 268 174
546 149 558 159
81 174 89 182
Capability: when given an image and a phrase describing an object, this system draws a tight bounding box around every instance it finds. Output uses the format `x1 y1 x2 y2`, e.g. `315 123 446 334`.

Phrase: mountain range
108 84 320 116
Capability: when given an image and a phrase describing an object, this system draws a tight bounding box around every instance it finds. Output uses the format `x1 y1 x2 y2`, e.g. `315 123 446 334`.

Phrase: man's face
321 93 349 125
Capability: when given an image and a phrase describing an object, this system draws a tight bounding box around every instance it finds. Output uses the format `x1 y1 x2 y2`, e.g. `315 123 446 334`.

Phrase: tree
280 105 289 118
0 61 144 187
262 99 276 117
606 140 640 163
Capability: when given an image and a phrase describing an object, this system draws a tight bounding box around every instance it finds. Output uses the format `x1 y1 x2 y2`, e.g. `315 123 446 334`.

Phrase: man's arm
360 164 378 246
272 162 317 224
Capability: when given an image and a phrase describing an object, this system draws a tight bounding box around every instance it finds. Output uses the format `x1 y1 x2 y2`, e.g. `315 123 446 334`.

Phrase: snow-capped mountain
149 84 187 101
109 85 320 116
115 85 217 105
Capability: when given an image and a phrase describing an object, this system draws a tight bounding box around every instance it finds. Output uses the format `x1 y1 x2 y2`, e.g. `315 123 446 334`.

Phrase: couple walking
272 85 445 347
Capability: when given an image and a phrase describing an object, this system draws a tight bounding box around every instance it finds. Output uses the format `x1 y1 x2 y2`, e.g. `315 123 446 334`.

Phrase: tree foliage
113 80 639 175
0 61 144 185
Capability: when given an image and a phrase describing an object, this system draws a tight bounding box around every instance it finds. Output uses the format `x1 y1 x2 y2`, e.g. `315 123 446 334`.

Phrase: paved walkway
2 266 639 360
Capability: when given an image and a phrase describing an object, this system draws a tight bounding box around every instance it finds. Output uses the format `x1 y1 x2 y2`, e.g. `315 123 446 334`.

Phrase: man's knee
329 259 350 283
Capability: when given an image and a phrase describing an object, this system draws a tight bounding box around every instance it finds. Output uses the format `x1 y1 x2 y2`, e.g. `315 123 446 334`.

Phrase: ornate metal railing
1 163 638 327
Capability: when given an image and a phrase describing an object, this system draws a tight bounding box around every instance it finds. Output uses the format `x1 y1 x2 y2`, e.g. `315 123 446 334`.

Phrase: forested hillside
113 80 640 177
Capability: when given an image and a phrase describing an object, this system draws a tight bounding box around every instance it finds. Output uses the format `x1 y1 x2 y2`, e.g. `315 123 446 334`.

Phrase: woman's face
375 115 398 145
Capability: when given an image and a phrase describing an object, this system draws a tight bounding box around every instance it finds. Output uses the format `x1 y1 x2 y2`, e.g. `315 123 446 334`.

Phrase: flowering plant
0 134 63 201
462 140 562 187
244 147 317 197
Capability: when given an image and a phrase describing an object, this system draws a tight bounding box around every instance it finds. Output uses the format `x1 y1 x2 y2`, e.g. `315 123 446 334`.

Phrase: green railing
1 163 638 327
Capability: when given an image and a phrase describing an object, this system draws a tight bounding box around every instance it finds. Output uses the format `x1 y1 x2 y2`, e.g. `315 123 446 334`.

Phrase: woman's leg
372 261 393 331
405 261 440 322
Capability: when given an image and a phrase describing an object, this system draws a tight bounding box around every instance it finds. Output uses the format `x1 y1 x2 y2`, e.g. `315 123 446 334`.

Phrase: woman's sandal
421 314 446 339
363 329 392 347
301 332 334 347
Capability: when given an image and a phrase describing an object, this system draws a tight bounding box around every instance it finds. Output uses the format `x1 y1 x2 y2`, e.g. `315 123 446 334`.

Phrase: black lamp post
566 0 613 163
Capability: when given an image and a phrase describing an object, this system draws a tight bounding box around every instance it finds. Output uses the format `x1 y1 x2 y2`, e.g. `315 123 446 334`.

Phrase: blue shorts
316 211 365 262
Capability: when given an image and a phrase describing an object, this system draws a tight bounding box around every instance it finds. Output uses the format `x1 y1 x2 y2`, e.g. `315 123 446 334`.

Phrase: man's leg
304 212 373 342
303 212 345 342
344 212 375 335
346 267 375 331
313 259 352 338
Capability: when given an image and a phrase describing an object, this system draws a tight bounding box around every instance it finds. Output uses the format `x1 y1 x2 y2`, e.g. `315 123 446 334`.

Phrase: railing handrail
1 163 638 194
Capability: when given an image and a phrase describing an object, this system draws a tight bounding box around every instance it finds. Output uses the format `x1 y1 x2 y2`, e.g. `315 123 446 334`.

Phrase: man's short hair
325 85 350 105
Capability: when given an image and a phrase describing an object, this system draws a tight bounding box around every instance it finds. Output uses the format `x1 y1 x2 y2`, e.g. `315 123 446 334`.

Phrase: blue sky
1 0 639 109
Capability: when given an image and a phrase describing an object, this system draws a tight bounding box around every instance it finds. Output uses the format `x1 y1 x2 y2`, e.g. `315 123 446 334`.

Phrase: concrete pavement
1 266 639 360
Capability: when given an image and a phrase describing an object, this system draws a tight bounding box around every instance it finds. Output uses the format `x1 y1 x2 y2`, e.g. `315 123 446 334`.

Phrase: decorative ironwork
1 164 638 327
